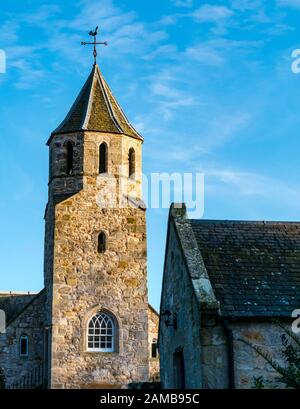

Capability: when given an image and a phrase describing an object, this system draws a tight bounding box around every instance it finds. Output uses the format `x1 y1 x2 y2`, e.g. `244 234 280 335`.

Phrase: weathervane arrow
81 26 108 65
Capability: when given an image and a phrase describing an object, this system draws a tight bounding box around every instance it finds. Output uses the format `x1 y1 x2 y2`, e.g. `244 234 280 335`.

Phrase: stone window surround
93 229 109 254
81 305 123 355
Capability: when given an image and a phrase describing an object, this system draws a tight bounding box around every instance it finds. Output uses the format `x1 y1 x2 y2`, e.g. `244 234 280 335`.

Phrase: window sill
84 351 118 355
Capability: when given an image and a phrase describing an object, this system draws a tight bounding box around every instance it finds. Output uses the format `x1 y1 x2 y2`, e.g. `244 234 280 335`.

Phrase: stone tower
44 64 148 388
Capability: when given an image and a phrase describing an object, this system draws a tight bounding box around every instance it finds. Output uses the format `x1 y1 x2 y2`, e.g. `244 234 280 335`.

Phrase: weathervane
81 26 108 65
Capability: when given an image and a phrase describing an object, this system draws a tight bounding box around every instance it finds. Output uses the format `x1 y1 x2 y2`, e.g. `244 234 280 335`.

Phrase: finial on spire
81 26 108 65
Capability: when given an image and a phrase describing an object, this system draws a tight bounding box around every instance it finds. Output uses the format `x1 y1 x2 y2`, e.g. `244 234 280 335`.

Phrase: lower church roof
0 292 38 324
190 219 300 318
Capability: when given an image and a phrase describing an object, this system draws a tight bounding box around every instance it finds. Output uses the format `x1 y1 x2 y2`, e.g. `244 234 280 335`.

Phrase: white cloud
70 0 136 32
204 167 300 207
186 44 225 66
151 82 183 99
229 0 262 11
159 97 195 120
0 21 19 42
170 0 193 7
193 4 234 22
197 111 252 151
22 4 61 25
143 44 178 61
185 38 261 67
159 15 180 26
149 78 195 120
277 0 300 9
1 0 169 89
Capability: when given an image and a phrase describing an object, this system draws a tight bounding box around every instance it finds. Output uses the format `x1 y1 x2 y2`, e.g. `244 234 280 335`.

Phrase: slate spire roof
50 64 142 140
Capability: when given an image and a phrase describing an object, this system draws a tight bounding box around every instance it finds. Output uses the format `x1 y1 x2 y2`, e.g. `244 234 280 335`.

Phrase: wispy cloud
185 43 225 66
204 167 300 208
192 4 234 22
143 44 178 61
1 0 169 89
277 0 300 9
149 70 196 120
0 20 19 42
150 81 195 120
229 0 262 11
170 0 193 7
201 112 251 150
185 38 262 66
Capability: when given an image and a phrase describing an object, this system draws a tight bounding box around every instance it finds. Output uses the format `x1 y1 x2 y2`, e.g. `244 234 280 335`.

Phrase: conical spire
49 64 142 142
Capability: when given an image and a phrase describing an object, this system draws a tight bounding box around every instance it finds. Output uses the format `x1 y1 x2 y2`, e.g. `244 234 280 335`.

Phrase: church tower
44 63 148 388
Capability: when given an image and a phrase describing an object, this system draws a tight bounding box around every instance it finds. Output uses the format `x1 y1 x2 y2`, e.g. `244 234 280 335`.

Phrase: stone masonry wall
200 315 228 388
46 131 148 388
159 221 202 388
232 321 288 388
0 291 46 388
201 319 290 388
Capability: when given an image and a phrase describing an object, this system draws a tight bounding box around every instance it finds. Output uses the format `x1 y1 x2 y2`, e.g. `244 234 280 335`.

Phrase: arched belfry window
87 312 115 352
128 147 135 178
97 231 107 253
66 141 73 175
99 142 108 174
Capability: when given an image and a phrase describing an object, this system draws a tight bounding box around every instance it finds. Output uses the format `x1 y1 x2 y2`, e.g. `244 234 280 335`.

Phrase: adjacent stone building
148 305 159 381
159 204 300 389
0 63 159 389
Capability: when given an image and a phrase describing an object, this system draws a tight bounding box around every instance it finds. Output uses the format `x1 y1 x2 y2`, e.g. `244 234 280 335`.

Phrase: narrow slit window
98 231 107 253
99 143 108 174
66 142 73 175
20 335 29 357
151 339 158 358
128 148 135 178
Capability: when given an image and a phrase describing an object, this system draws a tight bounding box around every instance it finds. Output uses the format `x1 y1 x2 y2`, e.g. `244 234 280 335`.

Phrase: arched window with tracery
87 312 115 352
99 142 108 174
128 147 135 178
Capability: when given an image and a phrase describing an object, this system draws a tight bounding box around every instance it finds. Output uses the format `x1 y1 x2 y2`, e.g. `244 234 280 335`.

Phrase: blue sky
1 0 300 310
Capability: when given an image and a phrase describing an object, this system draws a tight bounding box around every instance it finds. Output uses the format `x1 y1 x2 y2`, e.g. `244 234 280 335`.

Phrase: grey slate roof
49 64 142 142
0 293 37 323
190 220 300 318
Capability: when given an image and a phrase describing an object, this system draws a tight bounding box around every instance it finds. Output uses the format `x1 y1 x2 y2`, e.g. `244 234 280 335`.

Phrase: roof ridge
81 64 97 129
0 291 37 296
95 65 123 133
190 219 300 225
